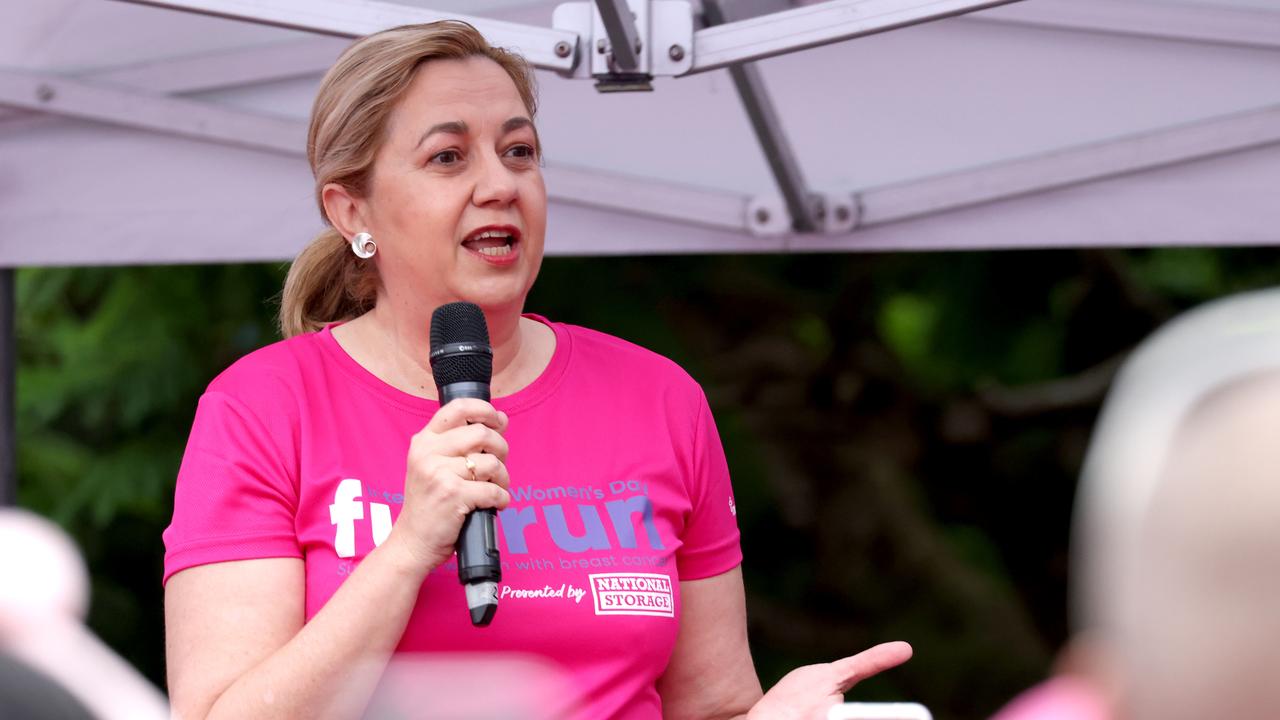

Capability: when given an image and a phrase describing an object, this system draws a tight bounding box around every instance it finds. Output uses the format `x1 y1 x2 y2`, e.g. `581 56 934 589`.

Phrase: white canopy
2 0 1279 266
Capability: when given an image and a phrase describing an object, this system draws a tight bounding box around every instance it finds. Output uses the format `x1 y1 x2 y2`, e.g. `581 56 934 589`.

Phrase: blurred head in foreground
0 509 168 720
997 288 1280 720
0 509 90 636
0 509 95 719
1114 370 1280 719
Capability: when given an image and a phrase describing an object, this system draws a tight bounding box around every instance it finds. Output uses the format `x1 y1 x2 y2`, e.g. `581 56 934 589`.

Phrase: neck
366 295 527 399
483 304 526 383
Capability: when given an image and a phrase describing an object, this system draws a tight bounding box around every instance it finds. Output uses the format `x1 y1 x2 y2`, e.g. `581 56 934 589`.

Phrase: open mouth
462 226 520 258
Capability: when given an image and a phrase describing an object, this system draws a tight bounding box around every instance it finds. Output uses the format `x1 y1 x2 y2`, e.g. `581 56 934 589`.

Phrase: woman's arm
166 542 426 720
657 567 763 720
166 398 512 720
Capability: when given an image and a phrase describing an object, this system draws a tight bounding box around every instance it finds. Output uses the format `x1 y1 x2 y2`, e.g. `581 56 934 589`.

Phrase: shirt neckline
316 313 571 416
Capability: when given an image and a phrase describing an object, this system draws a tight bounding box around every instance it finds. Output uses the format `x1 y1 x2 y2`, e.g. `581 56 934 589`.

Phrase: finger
434 423 510 460
458 478 511 511
829 642 913 692
458 454 510 490
459 454 479 483
426 398 505 433
473 455 510 490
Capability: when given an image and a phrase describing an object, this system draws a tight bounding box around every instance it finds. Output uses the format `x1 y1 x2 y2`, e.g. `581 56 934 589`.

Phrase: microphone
429 301 501 627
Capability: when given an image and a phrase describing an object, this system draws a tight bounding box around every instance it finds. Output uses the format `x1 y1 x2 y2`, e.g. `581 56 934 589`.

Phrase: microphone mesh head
430 302 492 386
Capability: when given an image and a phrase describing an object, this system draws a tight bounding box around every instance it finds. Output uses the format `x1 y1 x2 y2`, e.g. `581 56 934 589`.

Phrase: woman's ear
322 183 368 240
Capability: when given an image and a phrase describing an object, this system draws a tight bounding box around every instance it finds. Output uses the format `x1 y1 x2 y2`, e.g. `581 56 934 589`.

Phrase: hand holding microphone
429 302 505 626
388 302 508 627
396 399 509 573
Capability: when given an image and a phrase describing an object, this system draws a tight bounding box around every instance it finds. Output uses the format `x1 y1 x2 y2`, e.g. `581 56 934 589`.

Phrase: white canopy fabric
1 0 1279 266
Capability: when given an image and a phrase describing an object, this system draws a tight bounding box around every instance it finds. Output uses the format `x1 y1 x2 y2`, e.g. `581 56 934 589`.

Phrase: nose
472 150 518 207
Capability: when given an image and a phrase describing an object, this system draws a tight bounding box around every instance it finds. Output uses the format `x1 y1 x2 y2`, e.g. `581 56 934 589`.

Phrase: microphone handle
456 509 500 583
438 381 501 627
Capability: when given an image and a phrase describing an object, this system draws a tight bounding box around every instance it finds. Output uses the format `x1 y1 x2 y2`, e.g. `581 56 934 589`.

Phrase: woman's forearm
200 538 430 720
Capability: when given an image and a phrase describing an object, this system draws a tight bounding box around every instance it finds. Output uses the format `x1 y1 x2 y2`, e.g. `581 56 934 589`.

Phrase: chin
453 283 532 314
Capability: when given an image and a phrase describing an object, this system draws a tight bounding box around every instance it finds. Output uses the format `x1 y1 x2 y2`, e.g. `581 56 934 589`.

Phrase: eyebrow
501 117 534 136
415 117 536 149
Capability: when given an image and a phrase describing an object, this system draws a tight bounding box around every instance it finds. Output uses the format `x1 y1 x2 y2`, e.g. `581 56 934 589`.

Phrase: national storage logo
587 573 675 617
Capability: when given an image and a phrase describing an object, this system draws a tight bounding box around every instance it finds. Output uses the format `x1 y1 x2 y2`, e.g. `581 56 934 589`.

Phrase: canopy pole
703 0 821 233
594 0 642 71
0 269 15 506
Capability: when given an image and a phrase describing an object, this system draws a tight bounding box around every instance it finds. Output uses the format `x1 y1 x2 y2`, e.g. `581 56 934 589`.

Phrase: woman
163 21 909 719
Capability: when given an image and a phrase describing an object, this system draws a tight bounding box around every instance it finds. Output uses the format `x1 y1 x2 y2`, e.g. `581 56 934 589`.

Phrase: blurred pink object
367 652 582 719
989 676 1109 720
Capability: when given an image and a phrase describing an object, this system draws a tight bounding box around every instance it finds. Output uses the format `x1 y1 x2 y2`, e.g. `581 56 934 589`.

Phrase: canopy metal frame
111 0 1023 233
2 53 1278 240
3 0 1277 246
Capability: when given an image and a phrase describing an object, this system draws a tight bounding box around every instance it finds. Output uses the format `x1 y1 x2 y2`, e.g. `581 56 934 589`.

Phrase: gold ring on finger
464 455 478 482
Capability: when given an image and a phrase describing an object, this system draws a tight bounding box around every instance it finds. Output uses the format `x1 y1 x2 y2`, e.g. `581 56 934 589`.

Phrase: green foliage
878 293 941 386
15 263 285 680
1132 247 1226 299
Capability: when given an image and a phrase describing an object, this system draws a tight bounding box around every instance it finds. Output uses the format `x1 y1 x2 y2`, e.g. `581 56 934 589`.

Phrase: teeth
471 230 515 241
478 245 513 257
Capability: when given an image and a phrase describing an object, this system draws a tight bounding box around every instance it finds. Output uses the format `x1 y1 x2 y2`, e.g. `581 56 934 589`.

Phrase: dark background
14 247 1278 718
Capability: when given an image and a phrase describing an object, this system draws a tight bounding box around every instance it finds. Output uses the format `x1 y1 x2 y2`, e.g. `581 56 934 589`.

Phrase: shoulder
560 323 700 388
552 321 709 416
178 334 327 468
203 330 328 405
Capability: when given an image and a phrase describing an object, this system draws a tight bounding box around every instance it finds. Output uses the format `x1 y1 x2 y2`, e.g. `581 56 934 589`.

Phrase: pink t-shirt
163 316 742 719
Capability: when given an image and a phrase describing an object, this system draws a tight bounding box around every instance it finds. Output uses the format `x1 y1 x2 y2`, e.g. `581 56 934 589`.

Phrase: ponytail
278 229 377 338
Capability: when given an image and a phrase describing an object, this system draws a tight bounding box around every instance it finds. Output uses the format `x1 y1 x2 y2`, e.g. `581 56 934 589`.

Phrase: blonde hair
279 21 539 338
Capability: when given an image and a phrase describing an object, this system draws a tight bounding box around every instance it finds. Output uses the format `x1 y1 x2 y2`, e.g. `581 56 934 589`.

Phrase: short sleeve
675 393 743 579
162 389 301 584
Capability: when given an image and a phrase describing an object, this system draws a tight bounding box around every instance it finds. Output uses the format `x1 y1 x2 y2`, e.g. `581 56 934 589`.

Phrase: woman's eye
506 144 536 160
431 150 462 165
